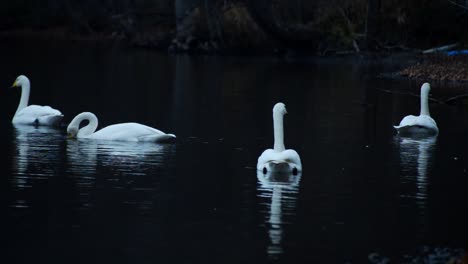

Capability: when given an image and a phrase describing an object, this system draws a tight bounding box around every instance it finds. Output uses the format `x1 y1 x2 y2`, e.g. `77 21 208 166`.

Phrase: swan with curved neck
11 75 63 126
394 83 438 136
67 112 176 142
257 103 302 174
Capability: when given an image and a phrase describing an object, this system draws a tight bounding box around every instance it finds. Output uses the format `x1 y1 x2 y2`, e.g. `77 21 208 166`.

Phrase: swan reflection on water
66 139 175 175
11 125 64 208
395 135 437 210
12 125 63 180
256 170 302 259
66 139 175 211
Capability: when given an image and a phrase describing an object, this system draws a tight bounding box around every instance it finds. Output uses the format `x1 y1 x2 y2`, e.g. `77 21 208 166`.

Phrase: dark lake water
1 38 467 263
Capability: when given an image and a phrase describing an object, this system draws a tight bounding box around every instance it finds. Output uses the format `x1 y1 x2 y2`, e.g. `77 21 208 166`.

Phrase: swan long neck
16 81 30 115
70 112 98 137
273 110 285 152
420 84 430 116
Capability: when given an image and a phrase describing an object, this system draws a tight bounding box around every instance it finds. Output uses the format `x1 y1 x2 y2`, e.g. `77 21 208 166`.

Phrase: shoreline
2 29 468 84
397 54 468 83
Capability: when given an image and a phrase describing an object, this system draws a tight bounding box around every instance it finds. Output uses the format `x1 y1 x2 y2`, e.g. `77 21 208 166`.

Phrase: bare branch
377 88 445 104
446 0 468 10
444 93 468 104
378 87 468 105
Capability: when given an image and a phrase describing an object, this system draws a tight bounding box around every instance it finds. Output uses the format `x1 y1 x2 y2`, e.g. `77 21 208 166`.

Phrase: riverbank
0 28 124 42
2 29 468 84
398 54 468 82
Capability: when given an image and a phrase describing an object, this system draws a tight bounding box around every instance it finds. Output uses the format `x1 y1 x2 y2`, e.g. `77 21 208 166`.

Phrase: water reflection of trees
256 170 302 259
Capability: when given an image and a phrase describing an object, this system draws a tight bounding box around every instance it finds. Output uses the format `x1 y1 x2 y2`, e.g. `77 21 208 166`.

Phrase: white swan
394 83 439 136
11 75 63 126
257 103 302 174
67 112 176 142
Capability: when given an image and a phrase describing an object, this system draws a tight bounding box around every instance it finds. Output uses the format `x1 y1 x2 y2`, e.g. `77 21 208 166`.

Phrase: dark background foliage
0 0 467 53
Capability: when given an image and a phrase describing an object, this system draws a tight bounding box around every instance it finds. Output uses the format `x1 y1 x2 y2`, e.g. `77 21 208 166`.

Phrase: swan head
421 82 431 95
273 102 287 115
67 126 79 139
11 75 30 88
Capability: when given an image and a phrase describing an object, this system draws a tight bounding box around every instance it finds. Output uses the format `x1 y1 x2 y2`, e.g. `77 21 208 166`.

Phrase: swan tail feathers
139 133 176 143
37 114 63 126
394 124 438 136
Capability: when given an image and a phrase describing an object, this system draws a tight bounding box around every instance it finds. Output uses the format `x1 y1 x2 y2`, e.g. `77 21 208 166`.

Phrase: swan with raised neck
420 83 430 116
394 82 438 136
11 75 63 126
12 75 30 116
273 102 287 152
257 102 302 174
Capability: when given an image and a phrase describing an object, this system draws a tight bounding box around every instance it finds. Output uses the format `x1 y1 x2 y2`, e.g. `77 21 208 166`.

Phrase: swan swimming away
257 103 302 174
11 75 63 126
394 83 439 136
67 112 176 142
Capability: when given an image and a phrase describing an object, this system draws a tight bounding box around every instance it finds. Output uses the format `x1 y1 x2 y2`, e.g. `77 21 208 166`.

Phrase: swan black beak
10 81 18 88
67 133 74 139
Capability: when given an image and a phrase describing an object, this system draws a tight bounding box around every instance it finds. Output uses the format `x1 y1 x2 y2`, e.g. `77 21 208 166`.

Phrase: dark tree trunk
245 0 320 49
202 0 224 46
175 0 198 39
295 0 303 23
365 0 381 50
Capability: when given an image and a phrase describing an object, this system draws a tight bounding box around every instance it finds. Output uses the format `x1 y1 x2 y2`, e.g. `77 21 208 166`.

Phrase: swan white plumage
394 83 438 136
11 75 63 126
257 103 302 174
67 112 176 142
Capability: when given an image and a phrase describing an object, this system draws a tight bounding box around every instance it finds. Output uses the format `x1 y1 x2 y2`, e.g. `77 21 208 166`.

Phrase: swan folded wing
395 115 418 128
394 115 438 136
394 115 438 129
415 115 438 129
257 149 275 170
38 114 63 125
257 149 302 171
13 105 63 125
91 123 169 141
280 149 302 170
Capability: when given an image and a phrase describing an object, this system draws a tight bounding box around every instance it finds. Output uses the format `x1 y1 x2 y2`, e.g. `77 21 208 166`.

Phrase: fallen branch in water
446 0 468 10
378 88 468 105
377 88 445 104
443 93 468 104
422 43 458 54
372 39 419 52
